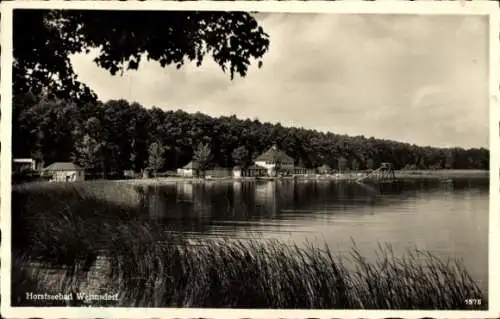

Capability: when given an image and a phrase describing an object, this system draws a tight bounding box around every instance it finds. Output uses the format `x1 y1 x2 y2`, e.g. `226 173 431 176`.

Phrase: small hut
233 165 243 178
317 164 333 175
205 166 232 178
177 161 201 177
43 162 85 182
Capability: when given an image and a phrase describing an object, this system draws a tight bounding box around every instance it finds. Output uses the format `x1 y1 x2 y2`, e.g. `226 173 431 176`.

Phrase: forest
12 93 489 177
11 10 489 177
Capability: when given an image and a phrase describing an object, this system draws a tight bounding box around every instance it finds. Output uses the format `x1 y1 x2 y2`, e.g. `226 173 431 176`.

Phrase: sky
69 13 490 149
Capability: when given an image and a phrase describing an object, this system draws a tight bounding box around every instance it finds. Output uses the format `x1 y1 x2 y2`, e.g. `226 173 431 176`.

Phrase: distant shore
113 169 489 186
14 169 488 188
394 169 488 179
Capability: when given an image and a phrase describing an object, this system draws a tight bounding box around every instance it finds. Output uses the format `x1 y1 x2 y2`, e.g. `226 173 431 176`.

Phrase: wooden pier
356 162 396 183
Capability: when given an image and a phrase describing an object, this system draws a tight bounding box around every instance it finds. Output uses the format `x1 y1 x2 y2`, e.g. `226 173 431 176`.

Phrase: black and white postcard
1 1 499 318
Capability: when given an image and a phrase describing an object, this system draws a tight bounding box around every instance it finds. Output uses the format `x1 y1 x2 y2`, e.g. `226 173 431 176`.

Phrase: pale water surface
141 178 489 293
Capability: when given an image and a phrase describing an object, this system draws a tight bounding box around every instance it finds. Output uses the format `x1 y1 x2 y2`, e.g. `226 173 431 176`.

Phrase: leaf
13 10 270 104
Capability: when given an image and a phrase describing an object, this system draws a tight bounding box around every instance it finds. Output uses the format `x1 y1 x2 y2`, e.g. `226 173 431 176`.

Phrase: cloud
70 13 489 148
411 85 443 108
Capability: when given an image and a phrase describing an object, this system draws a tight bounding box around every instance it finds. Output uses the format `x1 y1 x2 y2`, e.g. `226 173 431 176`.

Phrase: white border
1 1 499 318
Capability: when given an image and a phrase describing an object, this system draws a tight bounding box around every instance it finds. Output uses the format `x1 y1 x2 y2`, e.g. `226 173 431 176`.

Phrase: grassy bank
13 180 142 208
396 169 489 179
11 181 487 309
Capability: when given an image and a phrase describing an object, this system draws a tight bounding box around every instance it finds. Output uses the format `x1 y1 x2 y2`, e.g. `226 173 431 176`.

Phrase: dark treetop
13 9 269 103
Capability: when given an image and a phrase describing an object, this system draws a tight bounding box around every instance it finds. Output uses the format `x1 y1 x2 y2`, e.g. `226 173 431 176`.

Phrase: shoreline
14 169 488 188
114 169 489 186
395 169 489 179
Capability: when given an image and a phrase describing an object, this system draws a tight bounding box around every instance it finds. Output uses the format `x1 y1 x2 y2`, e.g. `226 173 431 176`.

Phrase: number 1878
465 299 482 306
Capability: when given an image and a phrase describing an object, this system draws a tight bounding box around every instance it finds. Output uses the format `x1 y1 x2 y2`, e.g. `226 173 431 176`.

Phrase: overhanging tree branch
13 9 270 103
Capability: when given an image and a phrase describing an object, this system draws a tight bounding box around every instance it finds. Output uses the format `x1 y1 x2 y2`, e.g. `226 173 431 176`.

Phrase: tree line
12 93 489 178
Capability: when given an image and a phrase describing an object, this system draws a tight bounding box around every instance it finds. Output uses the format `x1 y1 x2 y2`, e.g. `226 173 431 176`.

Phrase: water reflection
140 178 488 234
137 178 489 292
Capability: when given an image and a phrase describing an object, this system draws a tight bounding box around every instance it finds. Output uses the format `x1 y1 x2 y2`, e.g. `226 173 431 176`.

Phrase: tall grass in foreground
12 181 487 309
105 231 486 309
14 232 486 309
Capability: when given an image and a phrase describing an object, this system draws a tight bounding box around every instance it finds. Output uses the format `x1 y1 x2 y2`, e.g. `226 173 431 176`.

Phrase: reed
11 182 487 309
103 234 486 309
13 233 487 309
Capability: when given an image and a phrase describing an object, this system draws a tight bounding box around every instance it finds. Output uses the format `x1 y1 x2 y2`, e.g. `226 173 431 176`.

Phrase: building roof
254 145 294 164
44 162 84 171
13 158 35 163
182 161 201 169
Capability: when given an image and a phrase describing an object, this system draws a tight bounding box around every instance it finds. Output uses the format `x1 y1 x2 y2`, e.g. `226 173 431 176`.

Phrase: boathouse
177 161 201 177
254 145 295 176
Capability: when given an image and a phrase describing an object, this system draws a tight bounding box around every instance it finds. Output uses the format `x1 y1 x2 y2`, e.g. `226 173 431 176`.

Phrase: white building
254 145 295 176
44 162 85 182
13 158 38 172
177 161 201 177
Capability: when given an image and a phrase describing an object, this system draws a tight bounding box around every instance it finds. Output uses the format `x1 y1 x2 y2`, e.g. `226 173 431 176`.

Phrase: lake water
141 178 489 293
